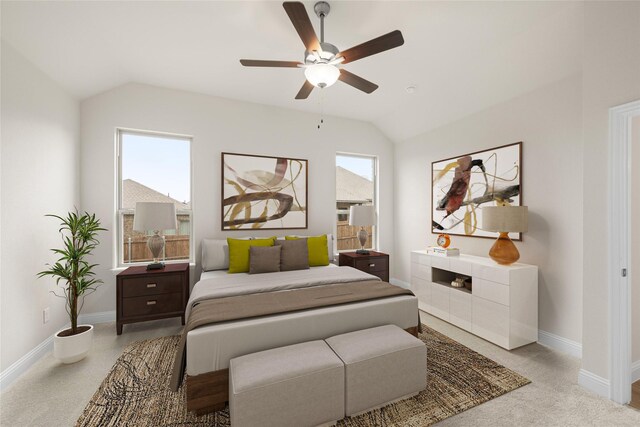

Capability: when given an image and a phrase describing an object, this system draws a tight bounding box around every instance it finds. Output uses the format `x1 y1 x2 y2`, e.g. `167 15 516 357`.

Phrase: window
336 153 377 251
117 130 192 266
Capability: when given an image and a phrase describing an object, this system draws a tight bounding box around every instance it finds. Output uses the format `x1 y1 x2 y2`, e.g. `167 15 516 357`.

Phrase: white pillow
201 237 252 271
325 233 335 262
201 239 229 271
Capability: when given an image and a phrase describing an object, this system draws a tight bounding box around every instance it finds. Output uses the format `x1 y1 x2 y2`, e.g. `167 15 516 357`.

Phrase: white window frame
116 128 194 267
335 152 378 252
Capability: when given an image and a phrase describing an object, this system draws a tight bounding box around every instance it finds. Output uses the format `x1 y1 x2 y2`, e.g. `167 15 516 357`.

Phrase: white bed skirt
186 295 418 376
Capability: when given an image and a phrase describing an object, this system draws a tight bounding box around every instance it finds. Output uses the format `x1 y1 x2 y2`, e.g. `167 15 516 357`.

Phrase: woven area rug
76 325 530 426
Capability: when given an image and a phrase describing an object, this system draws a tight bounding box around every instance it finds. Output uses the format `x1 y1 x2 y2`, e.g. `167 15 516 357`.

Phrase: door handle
147 283 157 288
147 300 157 306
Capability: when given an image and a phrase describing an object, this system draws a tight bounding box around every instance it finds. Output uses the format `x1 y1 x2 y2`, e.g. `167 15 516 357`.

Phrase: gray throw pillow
249 246 282 274
275 239 310 271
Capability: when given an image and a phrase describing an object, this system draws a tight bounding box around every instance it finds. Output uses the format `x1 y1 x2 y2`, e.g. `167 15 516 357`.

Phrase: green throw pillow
285 235 329 267
227 237 275 274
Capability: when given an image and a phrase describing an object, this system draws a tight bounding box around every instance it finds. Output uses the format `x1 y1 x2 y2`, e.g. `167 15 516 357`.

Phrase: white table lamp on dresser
482 205 528 265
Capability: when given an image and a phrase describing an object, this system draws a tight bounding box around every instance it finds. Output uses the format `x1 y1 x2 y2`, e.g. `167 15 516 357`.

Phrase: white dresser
411 250 538 350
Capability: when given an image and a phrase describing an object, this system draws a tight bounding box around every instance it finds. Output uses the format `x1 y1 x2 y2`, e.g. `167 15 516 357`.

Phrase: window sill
111 262 196 273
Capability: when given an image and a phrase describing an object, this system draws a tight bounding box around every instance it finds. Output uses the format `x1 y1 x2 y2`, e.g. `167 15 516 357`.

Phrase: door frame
609 99 640 404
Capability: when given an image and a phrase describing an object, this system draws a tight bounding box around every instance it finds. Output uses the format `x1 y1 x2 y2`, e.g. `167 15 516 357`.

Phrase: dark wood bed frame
185 325 420 415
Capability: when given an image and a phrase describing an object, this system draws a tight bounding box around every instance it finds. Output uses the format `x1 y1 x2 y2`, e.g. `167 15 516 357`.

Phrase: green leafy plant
38 210 106 336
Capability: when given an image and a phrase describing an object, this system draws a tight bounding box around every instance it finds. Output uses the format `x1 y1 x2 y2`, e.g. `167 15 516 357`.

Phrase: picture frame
221 152 308 230
431 142 522 240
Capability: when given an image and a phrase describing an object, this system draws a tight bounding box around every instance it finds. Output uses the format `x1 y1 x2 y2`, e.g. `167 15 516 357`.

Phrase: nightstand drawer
122 274 183 298
122 292 183 317
354 257 388 273
339 251 390 283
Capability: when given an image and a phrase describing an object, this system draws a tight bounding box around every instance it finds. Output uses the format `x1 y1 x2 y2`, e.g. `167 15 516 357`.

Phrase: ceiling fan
240 1 404 99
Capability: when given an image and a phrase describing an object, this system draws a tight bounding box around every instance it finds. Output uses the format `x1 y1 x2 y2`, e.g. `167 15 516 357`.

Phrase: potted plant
39 210 106 364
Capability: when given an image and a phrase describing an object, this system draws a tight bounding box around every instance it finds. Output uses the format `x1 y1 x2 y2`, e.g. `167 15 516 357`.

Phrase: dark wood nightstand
116 263 190 335
338 251 389 282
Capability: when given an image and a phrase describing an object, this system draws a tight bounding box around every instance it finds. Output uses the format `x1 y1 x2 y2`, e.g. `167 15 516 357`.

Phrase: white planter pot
53 324 94 364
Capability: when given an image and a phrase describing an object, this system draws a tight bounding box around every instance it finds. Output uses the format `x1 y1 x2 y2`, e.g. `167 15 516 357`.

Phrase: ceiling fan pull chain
318 89 325 129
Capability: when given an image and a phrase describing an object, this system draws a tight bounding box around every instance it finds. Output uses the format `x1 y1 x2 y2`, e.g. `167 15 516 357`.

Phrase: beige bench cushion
230 340 345 427
326 324 427 416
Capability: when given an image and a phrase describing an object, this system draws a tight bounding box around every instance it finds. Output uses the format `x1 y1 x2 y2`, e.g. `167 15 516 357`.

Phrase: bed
174 247 420 414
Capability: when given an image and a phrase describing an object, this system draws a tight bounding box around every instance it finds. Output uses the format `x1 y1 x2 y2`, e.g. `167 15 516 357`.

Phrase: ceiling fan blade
283 2 321 52
295 80 314 99
338 69 379 94
240 59 302 67
338 30 404 64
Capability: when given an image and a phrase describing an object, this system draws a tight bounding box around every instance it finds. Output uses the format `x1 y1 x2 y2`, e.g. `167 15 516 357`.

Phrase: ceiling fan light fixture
304 63 340 88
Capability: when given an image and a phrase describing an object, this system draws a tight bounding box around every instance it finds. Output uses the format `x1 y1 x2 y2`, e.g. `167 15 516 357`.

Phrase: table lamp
133 202 177 270
482 206 528 265
349 205 376 255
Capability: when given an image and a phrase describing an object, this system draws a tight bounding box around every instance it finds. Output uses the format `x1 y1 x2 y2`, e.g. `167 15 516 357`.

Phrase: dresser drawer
411 263 431 281
430 256 450 270
122 273 184 298
472 263 511 285
474 277 510 306
472 296 509 348
450 289 472 331
122 292 183 317
411 252 431 266
430 283 450 321
411 276 431 307
354 257 388 273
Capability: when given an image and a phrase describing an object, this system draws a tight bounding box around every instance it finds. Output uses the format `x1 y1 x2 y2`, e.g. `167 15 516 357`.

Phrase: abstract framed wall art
431 142 522 240
222 152 308 230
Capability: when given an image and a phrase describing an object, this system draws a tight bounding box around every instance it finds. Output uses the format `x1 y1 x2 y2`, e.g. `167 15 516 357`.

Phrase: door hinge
622 268 627 277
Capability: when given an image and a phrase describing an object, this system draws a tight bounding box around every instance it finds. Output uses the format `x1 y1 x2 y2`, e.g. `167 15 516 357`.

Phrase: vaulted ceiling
1 1 583 141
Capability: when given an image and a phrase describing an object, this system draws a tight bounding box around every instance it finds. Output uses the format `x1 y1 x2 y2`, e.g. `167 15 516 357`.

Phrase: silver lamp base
147 232 165 270
356 227 370 255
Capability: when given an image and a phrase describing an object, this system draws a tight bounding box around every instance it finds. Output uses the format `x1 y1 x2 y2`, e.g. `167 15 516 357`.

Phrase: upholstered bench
229 340 345 427
326 324 427 416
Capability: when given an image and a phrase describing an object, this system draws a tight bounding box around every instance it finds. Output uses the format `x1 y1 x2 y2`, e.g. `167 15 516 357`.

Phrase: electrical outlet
43 307 50 324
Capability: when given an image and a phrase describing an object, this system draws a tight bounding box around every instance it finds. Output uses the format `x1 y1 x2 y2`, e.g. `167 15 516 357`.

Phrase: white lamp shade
133 202 177 232
482 206 528 233
349 205 376 227
304 64 340 88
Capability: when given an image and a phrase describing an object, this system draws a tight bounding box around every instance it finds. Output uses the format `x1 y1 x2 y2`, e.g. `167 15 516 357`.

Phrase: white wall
581 1 640 380
0 42 80 372
394 75 583 344
632 116 640 365
79 83 394 314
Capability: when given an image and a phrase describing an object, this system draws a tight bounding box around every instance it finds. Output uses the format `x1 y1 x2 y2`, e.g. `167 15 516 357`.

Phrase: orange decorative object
436 234 451 248
488 232 520 265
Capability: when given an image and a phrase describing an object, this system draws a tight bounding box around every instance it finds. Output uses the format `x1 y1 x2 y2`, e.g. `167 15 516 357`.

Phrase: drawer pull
146 283 157 288
146 300 157 306
369 263 375 267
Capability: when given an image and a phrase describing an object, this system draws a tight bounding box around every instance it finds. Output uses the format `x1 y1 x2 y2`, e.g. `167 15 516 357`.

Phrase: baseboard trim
632 360 640 383
537 330 582 359
78 310 116 325
390 278 410 289
0 310 116 392
0 335 53 392
578 369 610 398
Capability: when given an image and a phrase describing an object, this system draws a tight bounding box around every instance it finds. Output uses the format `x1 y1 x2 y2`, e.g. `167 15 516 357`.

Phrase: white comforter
186 266 379 319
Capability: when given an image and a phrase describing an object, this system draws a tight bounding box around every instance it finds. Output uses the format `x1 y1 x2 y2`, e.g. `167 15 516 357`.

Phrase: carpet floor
76 324 530 426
